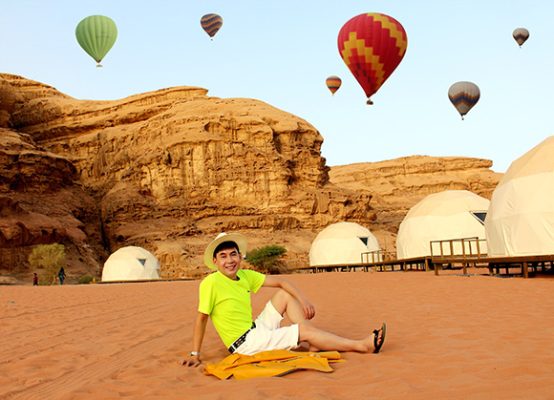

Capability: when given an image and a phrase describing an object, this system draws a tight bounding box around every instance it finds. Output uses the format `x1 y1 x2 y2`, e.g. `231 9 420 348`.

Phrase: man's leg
269 289 381 353
269 289 318 351
298 321 375 353
270 289 308 323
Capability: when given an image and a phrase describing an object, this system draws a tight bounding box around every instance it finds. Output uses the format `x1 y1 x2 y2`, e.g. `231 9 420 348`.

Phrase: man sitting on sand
184 232 386 367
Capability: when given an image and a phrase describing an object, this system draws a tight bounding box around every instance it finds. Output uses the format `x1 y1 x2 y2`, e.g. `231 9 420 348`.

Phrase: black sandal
373 322 386 353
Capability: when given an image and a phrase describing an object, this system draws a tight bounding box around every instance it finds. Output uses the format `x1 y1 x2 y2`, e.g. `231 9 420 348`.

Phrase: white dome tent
485 136 554 256
102 246 161 282
309 222 380 266
396 190 489 259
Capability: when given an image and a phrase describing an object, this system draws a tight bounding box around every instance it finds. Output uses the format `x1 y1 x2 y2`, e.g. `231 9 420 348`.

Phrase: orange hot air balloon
326 76 342 95
201 13 223 39
338 13 408 104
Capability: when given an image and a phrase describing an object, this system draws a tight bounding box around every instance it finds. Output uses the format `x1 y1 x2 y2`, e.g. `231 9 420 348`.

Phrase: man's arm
263 276 315 319
184 312 209 367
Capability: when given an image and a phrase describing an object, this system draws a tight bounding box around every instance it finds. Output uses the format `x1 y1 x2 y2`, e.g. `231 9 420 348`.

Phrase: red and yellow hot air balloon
326 75 342 95
337 13 408 104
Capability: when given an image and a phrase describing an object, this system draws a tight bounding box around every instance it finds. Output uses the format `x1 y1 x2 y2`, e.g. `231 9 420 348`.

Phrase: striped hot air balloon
337 13 407 104
512 27 529 47
75 15 118 67
326 76 342 95
201 13 223 39
448 81 480 120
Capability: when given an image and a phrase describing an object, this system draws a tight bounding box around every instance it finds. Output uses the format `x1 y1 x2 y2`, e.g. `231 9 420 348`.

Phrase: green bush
28 243 65 285
246 245 288 274
78 275 94 284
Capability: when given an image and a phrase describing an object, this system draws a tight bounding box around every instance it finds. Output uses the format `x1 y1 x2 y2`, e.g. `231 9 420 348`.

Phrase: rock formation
0 73 501 282
0 126 105 279
329 156 501 252
1 73 374 280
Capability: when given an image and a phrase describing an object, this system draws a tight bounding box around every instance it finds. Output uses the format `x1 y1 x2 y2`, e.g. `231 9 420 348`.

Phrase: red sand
2 271 554 399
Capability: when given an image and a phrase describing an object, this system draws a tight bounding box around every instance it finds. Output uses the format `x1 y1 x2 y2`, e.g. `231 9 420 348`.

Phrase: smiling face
213 246 242 280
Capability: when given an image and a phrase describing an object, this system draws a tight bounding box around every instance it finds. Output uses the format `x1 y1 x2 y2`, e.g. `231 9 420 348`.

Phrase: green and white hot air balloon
75 15 118 67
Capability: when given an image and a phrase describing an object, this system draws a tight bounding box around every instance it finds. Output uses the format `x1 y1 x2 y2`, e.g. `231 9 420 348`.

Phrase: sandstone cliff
329 156 501 251
0 126 105 279
0 74 500 282
1 74 374 280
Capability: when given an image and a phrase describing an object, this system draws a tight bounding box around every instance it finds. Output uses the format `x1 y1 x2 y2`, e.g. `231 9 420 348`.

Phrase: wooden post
523 261 529 278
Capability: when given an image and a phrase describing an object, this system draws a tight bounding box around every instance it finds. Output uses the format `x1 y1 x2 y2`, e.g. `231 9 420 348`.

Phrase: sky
1 0 553 172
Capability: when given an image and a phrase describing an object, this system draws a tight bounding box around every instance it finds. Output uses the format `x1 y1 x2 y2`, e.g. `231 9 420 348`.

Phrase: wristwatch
190 351 200 357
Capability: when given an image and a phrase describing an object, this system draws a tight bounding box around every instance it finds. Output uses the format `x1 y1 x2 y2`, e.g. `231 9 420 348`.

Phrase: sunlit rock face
330 156 501 246
1 73 375 278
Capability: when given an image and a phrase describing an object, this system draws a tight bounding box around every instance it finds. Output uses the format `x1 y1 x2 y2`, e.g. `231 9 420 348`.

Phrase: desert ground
2 270 554 400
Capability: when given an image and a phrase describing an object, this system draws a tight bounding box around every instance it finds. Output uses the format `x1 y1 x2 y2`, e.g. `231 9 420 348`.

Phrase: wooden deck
295 253 554 279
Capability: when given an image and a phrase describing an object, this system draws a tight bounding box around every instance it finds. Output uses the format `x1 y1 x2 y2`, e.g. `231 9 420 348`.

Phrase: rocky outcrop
330 156 502 252
0 74 374 279
0 127 106 279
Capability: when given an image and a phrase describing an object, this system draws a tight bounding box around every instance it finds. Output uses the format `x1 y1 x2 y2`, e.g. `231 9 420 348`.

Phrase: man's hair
213 241 240 258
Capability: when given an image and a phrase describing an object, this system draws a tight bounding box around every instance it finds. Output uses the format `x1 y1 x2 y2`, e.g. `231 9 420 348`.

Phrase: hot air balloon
448 81 480 120
201 13 223 39
326 76 342 95
337 13 408 105
512 28 529 47
75 15 118 67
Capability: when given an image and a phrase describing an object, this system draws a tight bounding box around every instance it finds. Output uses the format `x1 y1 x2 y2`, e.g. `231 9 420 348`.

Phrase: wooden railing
429 236 487 259
361 250 396 263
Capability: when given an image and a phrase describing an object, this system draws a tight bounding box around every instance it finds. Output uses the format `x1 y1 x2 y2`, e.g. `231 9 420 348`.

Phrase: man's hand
301 299 316 320
183 354 202 367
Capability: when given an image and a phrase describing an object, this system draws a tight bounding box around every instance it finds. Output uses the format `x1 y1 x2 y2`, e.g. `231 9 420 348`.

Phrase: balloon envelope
326 76 342 95
337 13 408 103
75 15 118 65
448 81 480 119
201 14 223 38
512 27 529 47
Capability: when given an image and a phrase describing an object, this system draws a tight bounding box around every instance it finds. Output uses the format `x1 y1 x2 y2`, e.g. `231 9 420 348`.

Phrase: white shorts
233 301 299 356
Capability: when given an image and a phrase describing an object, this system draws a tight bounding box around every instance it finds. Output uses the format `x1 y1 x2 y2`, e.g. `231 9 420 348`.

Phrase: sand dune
2 271 554 399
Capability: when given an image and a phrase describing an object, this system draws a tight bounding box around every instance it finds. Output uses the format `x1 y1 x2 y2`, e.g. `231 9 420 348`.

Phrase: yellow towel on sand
204 350 343 380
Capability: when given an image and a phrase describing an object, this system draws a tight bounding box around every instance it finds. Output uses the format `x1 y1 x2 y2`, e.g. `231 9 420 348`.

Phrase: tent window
358 237 369 246
470 211 487 225
138 258 147 266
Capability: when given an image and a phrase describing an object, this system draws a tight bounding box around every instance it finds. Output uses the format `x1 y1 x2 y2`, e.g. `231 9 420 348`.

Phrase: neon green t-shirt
198 269 265 348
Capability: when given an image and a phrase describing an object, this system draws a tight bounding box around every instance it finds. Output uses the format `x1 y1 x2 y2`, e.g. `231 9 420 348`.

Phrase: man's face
213 247 241 279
